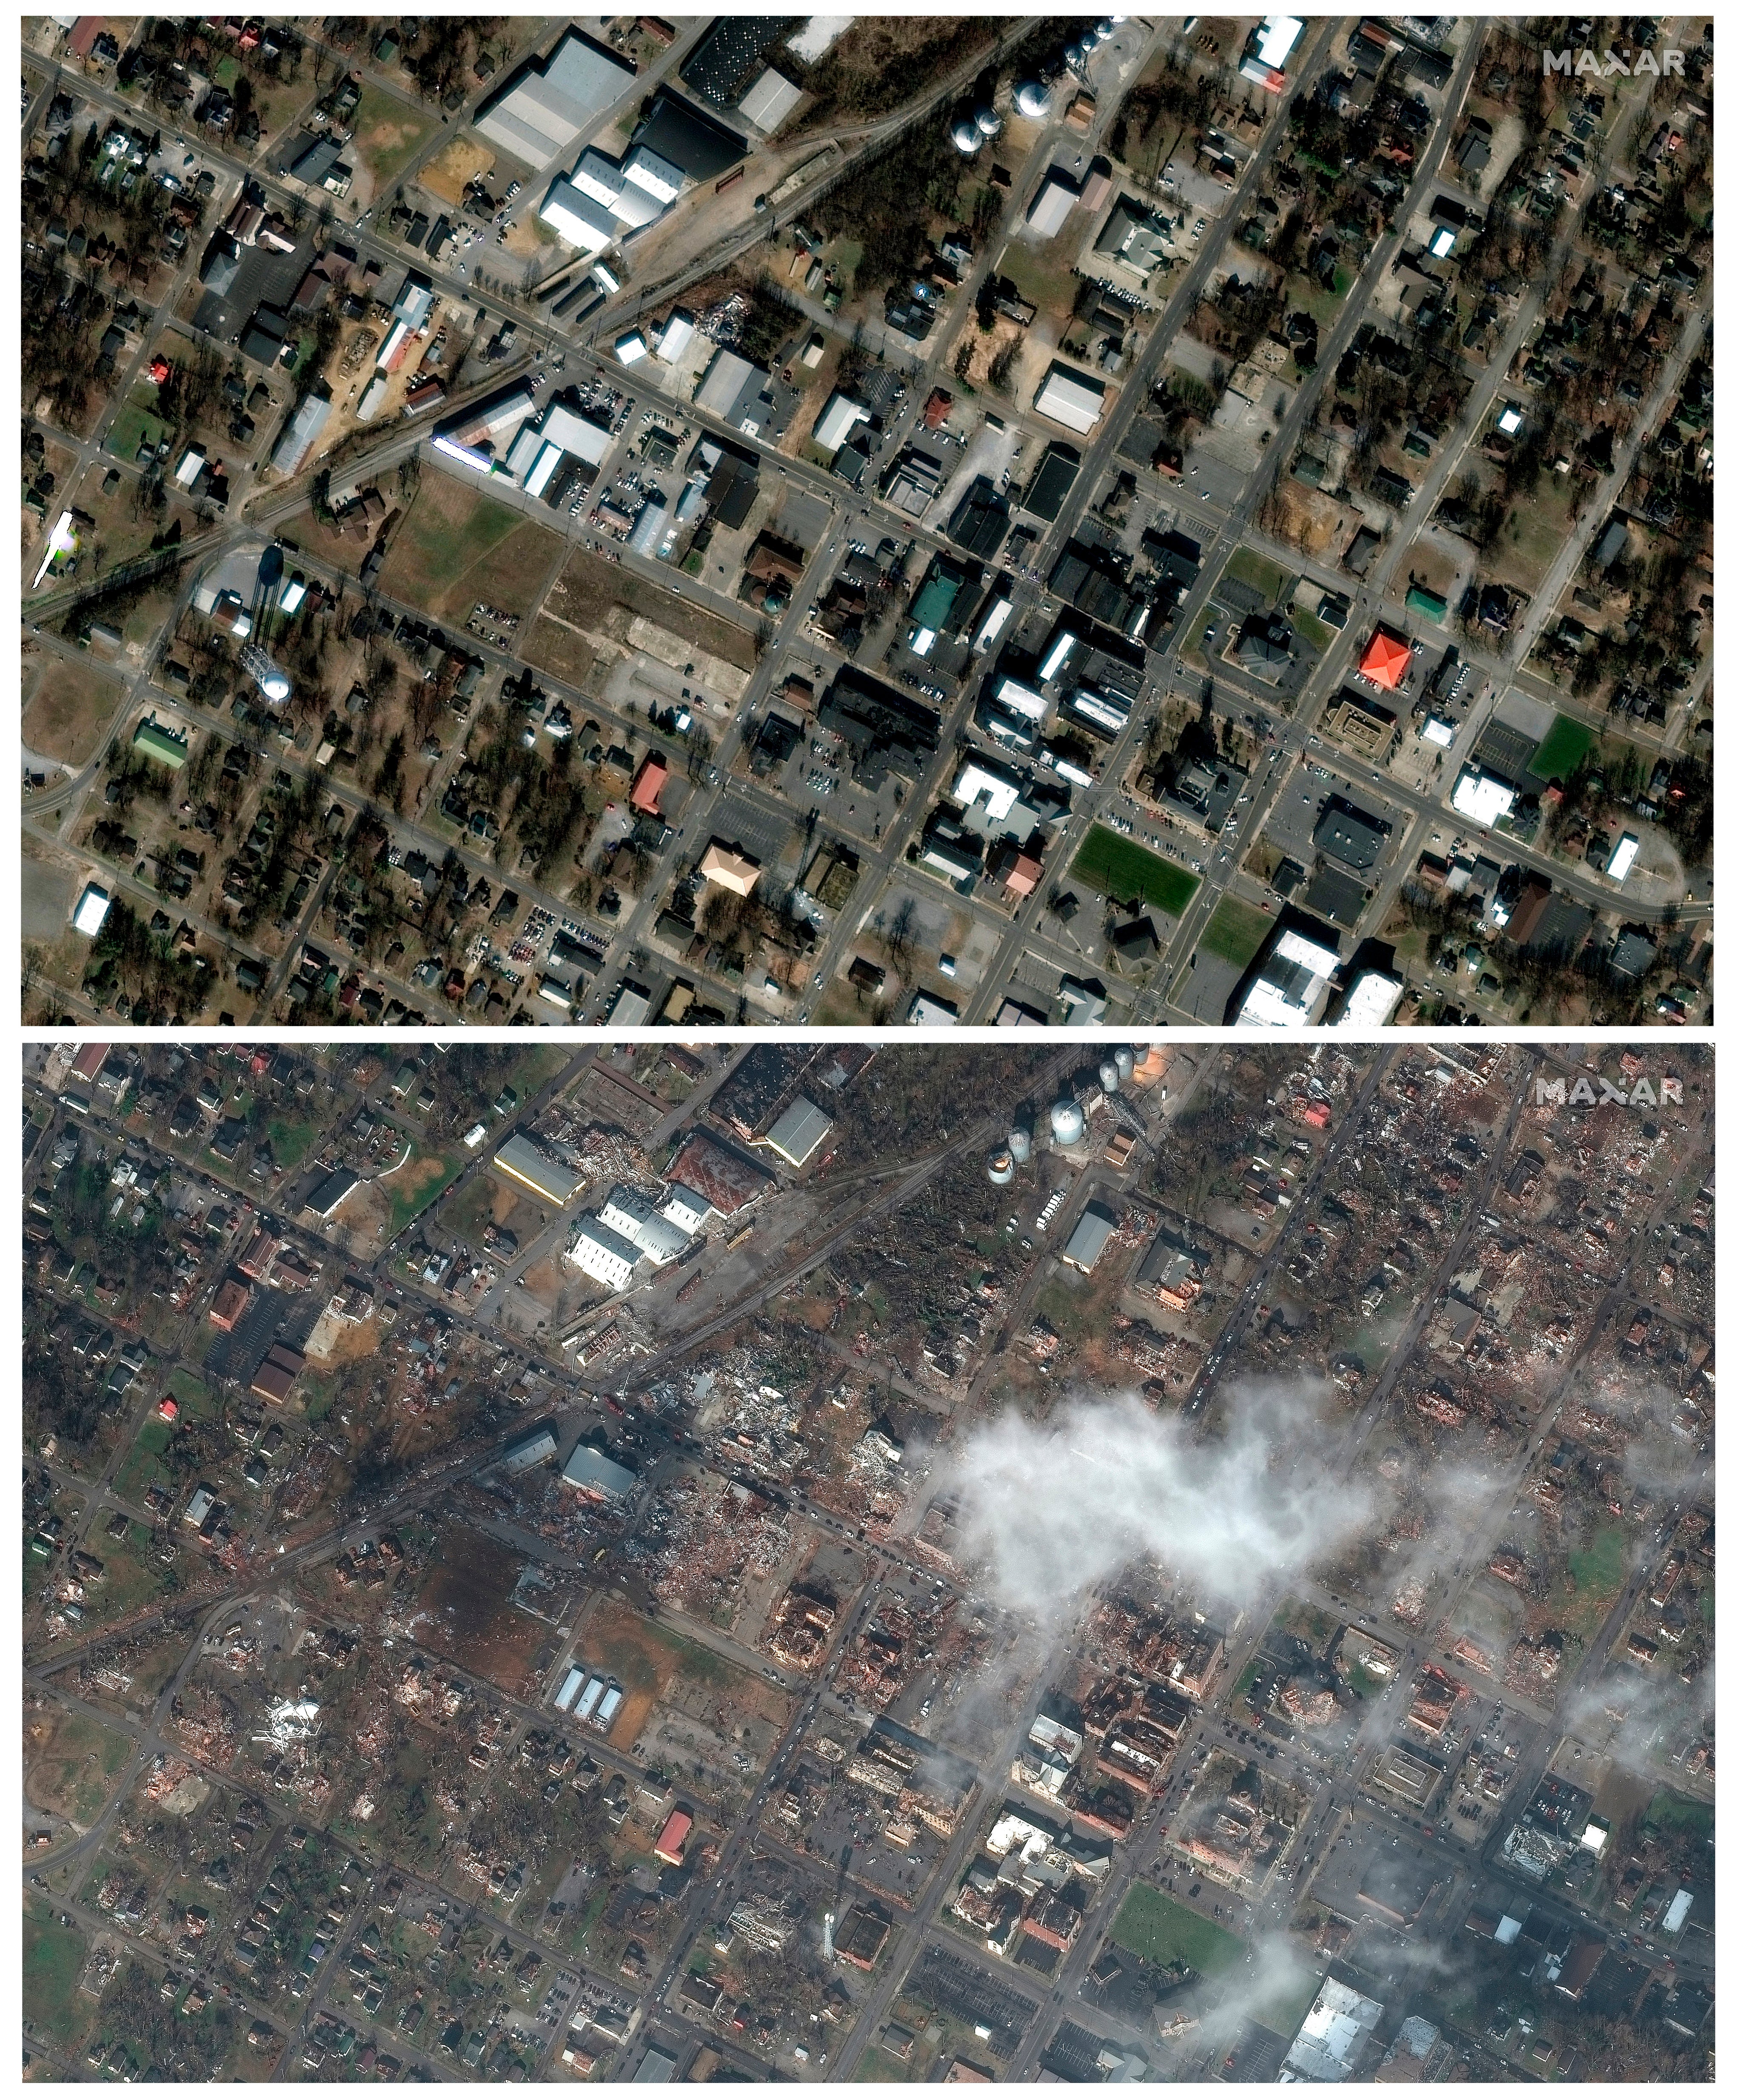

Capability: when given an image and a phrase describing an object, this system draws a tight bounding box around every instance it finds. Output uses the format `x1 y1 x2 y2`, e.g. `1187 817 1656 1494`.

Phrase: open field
1531 711 1595 783
412 1524 550 1699
1199 895 1269 968
1110 1881 1245 1975
1071 825 1201 916
23 657 125 768
351 82 434 189
382 1148 462 1237
542 546 759 673
522 612 600 692
377 475 559 623
24 1700 132 1822
23 1901 88 2046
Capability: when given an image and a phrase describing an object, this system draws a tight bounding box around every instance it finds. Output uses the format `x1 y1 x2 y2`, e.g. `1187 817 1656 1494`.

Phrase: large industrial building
493 1133 582 1207
561 1443 639 1500
475 30 636 168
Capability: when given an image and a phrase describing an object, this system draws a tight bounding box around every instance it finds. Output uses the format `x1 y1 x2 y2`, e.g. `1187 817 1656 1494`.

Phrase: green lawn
384 483 525 603
1226 545 1289 607
1071 825 1200 917
386 1152 462 1238
1200 896 1269 969
105 401 166 463
1531 712 1595 783
1644 1790 1713 1838
268 1115 321 1171
1290 605 1335 653
168 1368 217 1420
1568 1523 1626 1595
351 82 434 188
1111 1883 1244 1975
23 1902 88 2044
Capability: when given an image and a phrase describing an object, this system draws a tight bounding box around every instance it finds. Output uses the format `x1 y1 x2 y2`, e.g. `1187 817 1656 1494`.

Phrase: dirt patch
412 1524 548 1699
522 611 603 692
419 134 495 208
542 545 760 674
23 656 126 768
23 1701 131 1822
379 471 561 624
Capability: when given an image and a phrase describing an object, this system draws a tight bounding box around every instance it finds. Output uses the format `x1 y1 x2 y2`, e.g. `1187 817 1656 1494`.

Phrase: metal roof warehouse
493 1133 582 1207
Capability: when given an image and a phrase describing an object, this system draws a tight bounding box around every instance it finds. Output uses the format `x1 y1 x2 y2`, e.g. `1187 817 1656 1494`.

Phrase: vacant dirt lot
413 1524 548 1699
379 472 562 623
23 656 125 768
543 546 759 672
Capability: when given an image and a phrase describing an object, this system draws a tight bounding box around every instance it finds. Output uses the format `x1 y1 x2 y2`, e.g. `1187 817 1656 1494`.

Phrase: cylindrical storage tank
1008 1125 1033 1164
987 1149 1015 1185
1114 1045 1135 1081
975 105 1003 138
951 117 981 153
1051 1096 1085 1146
1098 1059 1120 1095
1015 80 1051 119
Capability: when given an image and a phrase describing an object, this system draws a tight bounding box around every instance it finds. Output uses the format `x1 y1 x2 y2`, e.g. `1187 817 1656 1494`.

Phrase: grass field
544 545 760 673
104 400 166 464
1111 1883 1244 1975
1226 545 1289 606
1071 825 1200 917
351 82 434 188
1531 712 1595 783
1644 1789 1713 1838
23 1902 87 2044
382 1150 461 1238
1290 605 1335 653
378 475 558 623
1200 896 1269 969
267 1114 322 1171
22 657 125 764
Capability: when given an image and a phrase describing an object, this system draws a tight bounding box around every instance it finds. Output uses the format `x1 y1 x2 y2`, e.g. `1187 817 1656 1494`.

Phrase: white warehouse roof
1238 929 1340 1029
539 176 617 254
813 391 870 452
763 1096 834 1169
1034 360 1107 435
1027 168 1081 239
738 66 803 133
1451 767 1517 826
476 30 637 168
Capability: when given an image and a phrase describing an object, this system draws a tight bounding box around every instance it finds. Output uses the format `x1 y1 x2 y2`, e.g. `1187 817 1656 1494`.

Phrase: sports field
1071 825 1201 917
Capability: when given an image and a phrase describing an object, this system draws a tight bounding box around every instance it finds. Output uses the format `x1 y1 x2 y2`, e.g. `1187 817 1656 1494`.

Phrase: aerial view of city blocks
20 15 1712 1029
22 1037 1713 2077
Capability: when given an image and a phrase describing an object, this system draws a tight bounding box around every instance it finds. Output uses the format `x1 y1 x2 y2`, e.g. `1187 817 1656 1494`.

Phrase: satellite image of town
19 14 1713 1030
22 1036 1714 2080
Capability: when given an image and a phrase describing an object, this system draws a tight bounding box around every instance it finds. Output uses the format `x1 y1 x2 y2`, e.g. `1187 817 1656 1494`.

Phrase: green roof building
133 716 189 770
1404 584 1448 625
910 560 965 636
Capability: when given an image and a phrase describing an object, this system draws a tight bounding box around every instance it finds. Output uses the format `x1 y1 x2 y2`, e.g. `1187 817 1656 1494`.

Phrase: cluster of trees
813 113 966 293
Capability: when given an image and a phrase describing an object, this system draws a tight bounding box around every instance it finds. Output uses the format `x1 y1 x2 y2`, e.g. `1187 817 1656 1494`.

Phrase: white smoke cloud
938 1381 1376 1620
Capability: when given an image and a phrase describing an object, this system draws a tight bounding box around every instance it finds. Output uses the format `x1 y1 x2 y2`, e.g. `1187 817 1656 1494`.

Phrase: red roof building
923 388 953 429
629 755 668 816
1359 628 1412 691
653 1808 692 1865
